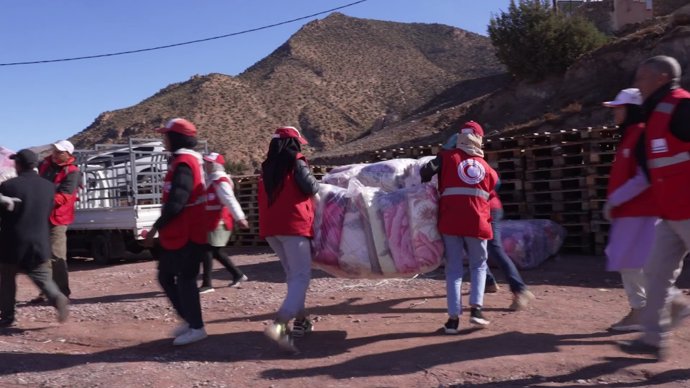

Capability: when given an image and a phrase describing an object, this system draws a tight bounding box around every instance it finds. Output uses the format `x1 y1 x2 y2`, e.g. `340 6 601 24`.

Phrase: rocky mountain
70 6 690 170
70 13 505 171
314 5 690 164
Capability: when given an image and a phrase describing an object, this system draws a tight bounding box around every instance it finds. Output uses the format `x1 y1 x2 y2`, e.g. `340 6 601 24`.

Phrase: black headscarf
261 137 301 206
166 131 198 152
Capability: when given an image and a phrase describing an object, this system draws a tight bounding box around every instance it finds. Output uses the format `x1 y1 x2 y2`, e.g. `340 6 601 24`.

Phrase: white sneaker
171 322 190 337
173 328 208 346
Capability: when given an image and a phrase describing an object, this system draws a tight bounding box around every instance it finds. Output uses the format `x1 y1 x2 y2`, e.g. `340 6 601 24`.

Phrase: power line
0 0 367 67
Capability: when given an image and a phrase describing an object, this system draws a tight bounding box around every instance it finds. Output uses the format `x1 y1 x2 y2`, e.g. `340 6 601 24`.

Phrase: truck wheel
91 234 111 265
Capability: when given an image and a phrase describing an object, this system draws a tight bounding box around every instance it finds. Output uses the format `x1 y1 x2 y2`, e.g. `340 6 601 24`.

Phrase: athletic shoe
443 318 460 334
173 328 208 346
485 283 500 293
199 286 215 294
171 322 190 337
470 307 490 326
510 290 535 311
292 318 313 337
229 275 249 288
264 322 298 353
609 308 643 332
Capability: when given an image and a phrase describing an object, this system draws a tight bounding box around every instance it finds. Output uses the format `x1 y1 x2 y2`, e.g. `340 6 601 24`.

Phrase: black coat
0 170 55 269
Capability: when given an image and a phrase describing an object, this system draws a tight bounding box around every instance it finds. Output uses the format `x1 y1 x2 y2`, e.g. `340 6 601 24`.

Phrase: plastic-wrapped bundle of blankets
0 147 17 184
313 157 443 279
311 157 567 278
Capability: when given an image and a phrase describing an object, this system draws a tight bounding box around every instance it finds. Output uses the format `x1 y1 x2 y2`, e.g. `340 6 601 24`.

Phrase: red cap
459 121 484 137
203 152 225 165
273 126 308 145
155 118 197 137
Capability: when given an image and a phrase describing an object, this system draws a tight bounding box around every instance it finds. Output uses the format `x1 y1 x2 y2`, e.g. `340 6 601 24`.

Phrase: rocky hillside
313 5 690 164
70 13 505 171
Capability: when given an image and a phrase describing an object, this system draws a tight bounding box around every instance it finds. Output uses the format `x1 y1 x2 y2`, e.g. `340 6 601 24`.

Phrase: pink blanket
498 219 566 269
311 184 348 267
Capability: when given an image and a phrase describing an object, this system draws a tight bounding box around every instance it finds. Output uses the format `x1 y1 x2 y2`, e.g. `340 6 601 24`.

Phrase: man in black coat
0 149 69 327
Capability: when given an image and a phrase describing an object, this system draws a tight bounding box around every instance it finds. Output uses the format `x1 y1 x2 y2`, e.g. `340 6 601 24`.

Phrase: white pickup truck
68 138 207 264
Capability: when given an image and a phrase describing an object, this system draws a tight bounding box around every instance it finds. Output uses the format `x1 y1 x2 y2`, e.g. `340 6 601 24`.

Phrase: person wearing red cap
144 118 209 346
421 120 498 333
259 126 319 353
199 152 250 294
30 139 79 304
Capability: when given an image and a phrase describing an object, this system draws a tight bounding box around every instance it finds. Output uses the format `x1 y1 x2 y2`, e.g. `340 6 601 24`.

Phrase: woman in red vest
144 118 208 346
421 121 498 334
602 88 657 332
259 126 319 353
199 152 249 293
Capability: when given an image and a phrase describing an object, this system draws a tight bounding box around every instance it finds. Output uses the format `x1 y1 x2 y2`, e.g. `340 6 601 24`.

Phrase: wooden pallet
524 142 590 158
526 189 588 203
581 126 619 140
524 177 586 192
528 200 590 214
485 148 523 162
527 154 586 170
484 136 521 152
588 151 616 164
501 202 528 218
490 157 525 171
519 129 586 147
525 165 589 180
532 212 591 225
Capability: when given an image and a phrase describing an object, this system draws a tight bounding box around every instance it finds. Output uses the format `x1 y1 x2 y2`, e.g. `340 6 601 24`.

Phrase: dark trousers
0 261 64 320
485 209 527 294
157 242 205 329
201 246 244 287
49 225 71 297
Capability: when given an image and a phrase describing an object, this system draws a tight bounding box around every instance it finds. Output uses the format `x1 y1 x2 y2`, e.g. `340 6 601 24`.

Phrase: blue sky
1 1 511 151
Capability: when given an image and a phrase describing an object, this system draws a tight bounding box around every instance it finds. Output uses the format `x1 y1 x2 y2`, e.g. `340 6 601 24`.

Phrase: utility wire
1 0 367 66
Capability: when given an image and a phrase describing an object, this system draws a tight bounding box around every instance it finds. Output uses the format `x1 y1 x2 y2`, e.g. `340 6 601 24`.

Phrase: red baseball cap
155 118 197 137
459 121 484 137
273 126 308 145
203 152 225 165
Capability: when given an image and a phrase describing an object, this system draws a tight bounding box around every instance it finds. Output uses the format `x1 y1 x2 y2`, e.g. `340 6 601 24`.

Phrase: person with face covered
259 126 319 353
421 121 498 334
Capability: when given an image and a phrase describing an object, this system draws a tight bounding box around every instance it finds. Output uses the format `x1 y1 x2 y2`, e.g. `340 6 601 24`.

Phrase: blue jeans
266 235 312 322
443 234 488 318
485 209 527 294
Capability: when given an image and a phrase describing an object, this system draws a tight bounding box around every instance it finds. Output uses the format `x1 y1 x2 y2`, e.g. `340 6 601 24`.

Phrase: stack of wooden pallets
484 136 527 219
519 129 593 253
584 127 619 255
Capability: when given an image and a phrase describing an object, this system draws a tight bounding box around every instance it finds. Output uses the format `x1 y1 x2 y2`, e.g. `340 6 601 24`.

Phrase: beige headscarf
456 132 484 157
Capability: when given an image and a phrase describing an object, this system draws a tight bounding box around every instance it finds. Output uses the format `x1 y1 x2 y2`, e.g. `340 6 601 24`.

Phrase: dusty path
1 248 690 387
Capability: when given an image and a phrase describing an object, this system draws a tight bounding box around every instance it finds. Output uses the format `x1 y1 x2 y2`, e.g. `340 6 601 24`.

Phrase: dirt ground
2 248 690 388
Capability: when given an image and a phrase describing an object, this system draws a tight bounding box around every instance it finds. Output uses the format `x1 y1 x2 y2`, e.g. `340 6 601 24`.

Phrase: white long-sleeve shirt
206 171 246 221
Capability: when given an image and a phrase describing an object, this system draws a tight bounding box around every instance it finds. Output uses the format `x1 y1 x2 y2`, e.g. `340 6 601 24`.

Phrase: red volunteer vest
159 151 208 250
489 190 502 211
258 154 315 238
607 123 657 218
437 149 498 239
645 88 690 220
39 156 79 226
206 176 234 231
